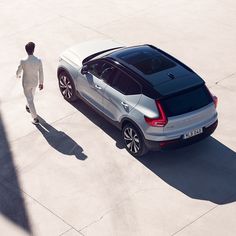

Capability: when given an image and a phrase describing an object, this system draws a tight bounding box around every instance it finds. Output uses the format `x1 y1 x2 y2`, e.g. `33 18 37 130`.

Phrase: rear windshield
116 46 176 75
161 85 213 117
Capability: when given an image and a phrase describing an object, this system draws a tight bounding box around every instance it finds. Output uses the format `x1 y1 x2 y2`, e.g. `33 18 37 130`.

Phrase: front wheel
122 123 147 157
58 71 78 102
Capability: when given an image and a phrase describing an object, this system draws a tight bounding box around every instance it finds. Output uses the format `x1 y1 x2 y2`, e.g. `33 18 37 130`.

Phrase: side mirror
81 65 88 75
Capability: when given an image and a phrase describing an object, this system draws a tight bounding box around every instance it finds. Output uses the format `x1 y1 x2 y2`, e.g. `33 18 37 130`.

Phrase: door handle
121 101 129 109
95 84 102 90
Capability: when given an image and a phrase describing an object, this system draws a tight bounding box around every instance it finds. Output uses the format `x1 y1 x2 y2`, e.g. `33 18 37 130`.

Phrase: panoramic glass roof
113 46 176 75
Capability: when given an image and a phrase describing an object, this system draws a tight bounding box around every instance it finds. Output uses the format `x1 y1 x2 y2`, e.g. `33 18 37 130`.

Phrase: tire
122 123 147 157
58 71 78 102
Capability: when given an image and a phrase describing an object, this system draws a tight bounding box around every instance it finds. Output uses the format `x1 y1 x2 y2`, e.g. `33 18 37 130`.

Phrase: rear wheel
58 71 78 102
122 123 147 157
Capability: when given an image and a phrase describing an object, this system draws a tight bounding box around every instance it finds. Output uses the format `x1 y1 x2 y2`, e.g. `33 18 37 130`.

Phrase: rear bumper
144 119 218 151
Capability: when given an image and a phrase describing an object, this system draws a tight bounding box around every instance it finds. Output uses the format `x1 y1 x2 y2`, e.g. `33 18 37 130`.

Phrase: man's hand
39 84 44 90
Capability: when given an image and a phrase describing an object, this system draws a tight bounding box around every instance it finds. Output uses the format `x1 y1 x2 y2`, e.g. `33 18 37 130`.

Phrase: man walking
16 42 44 124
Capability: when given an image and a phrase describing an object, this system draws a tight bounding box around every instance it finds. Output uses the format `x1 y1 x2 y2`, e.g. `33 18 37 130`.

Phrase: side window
112 71 141 95
100 67 115 86
126 79 141 95
87 61 113 81
87 61 103 77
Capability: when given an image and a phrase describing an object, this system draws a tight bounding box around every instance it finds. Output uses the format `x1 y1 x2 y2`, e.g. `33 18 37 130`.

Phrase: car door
102 67 142 122
79 60 108 113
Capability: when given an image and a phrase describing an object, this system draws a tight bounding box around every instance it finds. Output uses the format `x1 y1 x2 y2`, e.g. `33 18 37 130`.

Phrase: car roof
105 45 204 96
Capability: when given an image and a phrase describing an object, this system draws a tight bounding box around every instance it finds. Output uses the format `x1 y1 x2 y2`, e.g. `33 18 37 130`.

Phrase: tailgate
164 103 217 133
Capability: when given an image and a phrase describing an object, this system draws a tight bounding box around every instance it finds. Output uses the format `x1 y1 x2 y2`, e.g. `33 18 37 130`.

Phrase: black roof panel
108 45 204 96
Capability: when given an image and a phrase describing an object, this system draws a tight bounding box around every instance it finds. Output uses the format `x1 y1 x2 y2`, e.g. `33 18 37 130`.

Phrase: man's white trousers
23 86 37 119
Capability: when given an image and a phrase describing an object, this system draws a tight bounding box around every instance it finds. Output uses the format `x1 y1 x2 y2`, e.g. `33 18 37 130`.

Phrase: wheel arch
57 66 78 102
121 118 144 137
57 66 70 78
121 117 148 156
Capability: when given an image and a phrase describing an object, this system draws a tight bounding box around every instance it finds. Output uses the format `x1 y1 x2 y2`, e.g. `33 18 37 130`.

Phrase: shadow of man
35 116 87 160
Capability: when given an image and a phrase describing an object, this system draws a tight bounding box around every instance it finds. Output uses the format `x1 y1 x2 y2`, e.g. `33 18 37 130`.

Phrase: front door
79 60 108 113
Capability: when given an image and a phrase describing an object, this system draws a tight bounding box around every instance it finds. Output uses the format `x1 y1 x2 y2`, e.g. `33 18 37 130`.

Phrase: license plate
183 128 203 139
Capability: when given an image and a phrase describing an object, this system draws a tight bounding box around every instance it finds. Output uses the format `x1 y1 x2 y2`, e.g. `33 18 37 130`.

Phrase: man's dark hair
25 42 35 55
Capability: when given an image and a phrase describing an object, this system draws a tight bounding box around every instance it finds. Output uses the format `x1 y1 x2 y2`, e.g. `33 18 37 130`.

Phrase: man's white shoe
32 118 39 125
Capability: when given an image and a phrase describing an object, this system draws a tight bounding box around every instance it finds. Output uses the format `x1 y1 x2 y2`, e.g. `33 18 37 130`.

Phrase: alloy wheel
123 127 140 154
59 75 73 99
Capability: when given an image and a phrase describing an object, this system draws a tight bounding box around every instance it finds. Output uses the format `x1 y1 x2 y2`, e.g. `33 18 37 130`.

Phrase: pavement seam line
215 73 235 85
78 187 160 233
10 110 77 144
7 134 83 175
78 193 136 232
58 227 73 236
209 72 236 89
31 0 151 40
29 0 113 40
78 199 130 232
61 4 156 32
58 15 112 39
0 176 83 236
171 165 236 236
171 205 219 236
19 187 84 236
0 16 59 40
30 1 111 38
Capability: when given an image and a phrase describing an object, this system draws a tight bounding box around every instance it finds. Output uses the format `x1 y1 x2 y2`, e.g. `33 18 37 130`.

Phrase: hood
60 39 124 66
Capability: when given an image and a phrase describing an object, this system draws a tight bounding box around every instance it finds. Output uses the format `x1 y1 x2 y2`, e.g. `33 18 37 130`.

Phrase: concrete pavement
0 0 236 235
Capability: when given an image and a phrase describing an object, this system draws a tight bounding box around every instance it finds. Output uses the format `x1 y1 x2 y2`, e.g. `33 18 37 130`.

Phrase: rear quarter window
161 85 213 117
111 70 141 95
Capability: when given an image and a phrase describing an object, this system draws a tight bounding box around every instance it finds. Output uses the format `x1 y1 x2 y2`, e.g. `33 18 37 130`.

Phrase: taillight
144 101 168 127
212 95 218 108
206 86 218 108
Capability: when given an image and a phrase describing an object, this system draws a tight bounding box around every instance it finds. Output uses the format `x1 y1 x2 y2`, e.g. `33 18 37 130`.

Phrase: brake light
212 95 218 108
206 86 218 108
144 101 168 127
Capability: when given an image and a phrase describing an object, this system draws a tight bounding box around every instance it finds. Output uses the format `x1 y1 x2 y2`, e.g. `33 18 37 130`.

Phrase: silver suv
57 40 218 157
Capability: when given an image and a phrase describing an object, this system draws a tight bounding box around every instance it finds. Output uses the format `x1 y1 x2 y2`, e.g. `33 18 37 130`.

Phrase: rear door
102 67 142 121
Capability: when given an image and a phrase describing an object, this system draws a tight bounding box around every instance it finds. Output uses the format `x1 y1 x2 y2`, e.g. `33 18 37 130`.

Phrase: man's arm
39 59 44 90
16 60 23 78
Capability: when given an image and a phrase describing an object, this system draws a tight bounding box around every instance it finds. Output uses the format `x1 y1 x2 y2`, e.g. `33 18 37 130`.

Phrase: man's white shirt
16 55 44 87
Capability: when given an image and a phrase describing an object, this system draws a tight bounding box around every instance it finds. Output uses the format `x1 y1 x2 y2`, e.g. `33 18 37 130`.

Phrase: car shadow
36 116 87 160
70 99 236 204
70 99 124 149
137 138 236 204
